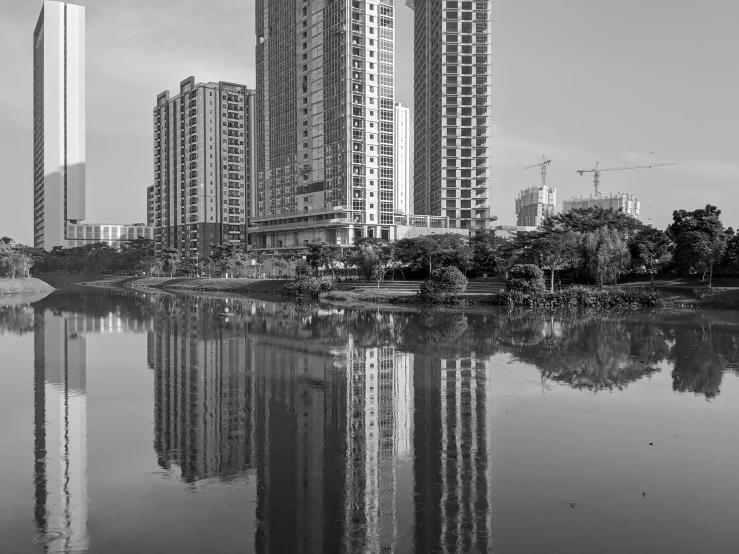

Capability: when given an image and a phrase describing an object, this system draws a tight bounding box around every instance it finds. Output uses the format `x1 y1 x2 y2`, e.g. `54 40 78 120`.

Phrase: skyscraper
407 0 493 230
152 77 255 259
394 103 412 214
251 0 397 250
33 1 86 250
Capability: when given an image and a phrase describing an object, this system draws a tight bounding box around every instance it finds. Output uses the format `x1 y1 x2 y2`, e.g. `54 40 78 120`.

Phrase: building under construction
515 184 556 227
562 193 640 217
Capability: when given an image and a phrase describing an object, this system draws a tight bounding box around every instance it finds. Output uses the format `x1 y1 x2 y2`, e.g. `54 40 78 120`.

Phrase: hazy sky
1 0 737 244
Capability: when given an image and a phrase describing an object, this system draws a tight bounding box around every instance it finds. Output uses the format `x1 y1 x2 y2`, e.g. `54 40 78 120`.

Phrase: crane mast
524 156 553 188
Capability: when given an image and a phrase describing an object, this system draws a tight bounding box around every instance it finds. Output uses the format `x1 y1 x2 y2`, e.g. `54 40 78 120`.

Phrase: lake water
1 289 738 554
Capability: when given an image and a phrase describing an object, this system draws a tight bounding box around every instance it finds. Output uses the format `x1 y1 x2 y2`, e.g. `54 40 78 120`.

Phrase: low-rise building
249 211 468 260
562 193 640 217
64 223 153 248
493 225 538 239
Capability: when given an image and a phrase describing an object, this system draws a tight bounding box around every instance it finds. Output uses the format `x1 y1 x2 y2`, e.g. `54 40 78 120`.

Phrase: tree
542 207 644 235
349 238 394 288
119 238 155 272
395 233 472 276
630 227 673 285
684 230 726 287
581 227 631 286
0 241 33 278
471 232 512 276
517 230 581 291
306 240 341 280
667 205 725 275
160 247 182 277
720 231 739 275
209 243 248 278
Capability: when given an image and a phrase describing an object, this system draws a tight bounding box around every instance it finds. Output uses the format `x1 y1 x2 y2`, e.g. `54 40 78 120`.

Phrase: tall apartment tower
394 103 412 214
515 184 556 227
407 0 493 230
33 1 86 250
254 0 396 237
152 77 255 259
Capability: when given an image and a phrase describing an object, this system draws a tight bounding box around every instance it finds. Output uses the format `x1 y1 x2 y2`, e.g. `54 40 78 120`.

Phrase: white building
515 184 556 227
33 1 86 250
395 103 412 214
562 193 641 217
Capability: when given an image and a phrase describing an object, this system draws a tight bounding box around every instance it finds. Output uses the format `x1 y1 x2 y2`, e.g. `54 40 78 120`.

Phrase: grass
0 278 55 294
321 289 416 304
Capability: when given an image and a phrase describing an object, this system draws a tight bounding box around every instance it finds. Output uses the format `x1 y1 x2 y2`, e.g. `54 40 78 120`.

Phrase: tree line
300 204 738 289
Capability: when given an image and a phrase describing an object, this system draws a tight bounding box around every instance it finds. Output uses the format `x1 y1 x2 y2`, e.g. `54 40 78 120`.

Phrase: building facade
33 1 86 250
395 103 412 214
152 77 255 260
407 0 493 230
253 0 397 249
146 185 155 227
515 184 556 227
562 193 641 217
64 222 153 248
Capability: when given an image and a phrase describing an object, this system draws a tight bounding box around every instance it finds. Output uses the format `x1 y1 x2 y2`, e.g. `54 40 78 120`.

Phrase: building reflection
32 307 153 552
145 298 493 553
413 353 493 554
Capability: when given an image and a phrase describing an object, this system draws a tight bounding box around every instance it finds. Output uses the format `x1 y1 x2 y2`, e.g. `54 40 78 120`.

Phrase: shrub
295 259 312 276
506 264 546 292
487 286 663 310
282 275 334 298
419 266 468 303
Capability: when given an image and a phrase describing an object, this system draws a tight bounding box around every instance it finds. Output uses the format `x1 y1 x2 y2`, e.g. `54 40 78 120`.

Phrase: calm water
1 290 738 554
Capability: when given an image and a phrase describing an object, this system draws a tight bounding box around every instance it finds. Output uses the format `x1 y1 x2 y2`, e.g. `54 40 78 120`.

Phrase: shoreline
36 274 739 312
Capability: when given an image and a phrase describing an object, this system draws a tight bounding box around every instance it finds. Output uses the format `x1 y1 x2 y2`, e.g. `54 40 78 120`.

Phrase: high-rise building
407 0 494 230
251 0 397 250
515 184 556 227
152 77 255 259
33 1 86 250
395 103 412 214
146 185 155 227
562 192 641 217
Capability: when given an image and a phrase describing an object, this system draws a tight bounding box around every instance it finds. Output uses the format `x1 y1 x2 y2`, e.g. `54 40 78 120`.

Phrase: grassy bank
0 278 56 294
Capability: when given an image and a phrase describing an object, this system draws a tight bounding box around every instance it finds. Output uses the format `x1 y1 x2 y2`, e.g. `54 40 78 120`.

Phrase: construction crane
577 161 678 198
524 156 553 188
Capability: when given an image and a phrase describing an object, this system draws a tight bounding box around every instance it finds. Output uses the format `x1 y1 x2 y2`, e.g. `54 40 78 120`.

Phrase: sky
0 0 737 245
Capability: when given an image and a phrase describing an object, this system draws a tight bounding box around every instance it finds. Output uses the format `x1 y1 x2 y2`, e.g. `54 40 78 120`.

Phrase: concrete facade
562 193 641 217
407 0 494 230
254 0 397 235
146 185 155 227
394 103 412 214
33 1 86 250
515 184 556 227
64 223 154 248
152 77 255 260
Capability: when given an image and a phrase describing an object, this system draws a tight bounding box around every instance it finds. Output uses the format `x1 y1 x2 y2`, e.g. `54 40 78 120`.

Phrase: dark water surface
1 290 738 553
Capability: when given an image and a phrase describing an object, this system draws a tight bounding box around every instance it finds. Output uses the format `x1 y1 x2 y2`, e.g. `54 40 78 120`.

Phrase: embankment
0 278 56 295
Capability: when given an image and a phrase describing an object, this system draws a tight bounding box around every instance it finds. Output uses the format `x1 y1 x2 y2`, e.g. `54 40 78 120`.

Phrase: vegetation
505 264 546 292
488 286 664 310
282 275 335 298
418 266 468 303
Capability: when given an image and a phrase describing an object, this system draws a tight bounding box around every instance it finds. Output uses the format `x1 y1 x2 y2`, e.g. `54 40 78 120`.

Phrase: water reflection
31 295 154 552
16 291 739 553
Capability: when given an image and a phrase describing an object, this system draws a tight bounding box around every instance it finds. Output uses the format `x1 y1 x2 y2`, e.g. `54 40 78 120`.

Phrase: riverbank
53 273 739 311
0 278 55 295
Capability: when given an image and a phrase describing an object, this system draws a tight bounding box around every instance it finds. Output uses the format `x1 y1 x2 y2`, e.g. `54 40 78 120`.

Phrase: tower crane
524 156 553 188
577 161 678 198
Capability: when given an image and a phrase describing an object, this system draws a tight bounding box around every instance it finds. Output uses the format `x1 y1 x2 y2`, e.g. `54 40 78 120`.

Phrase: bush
506 264 545 292
295 259 311 276
419 266 468 303
282 275 334 298
487 286 663 310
